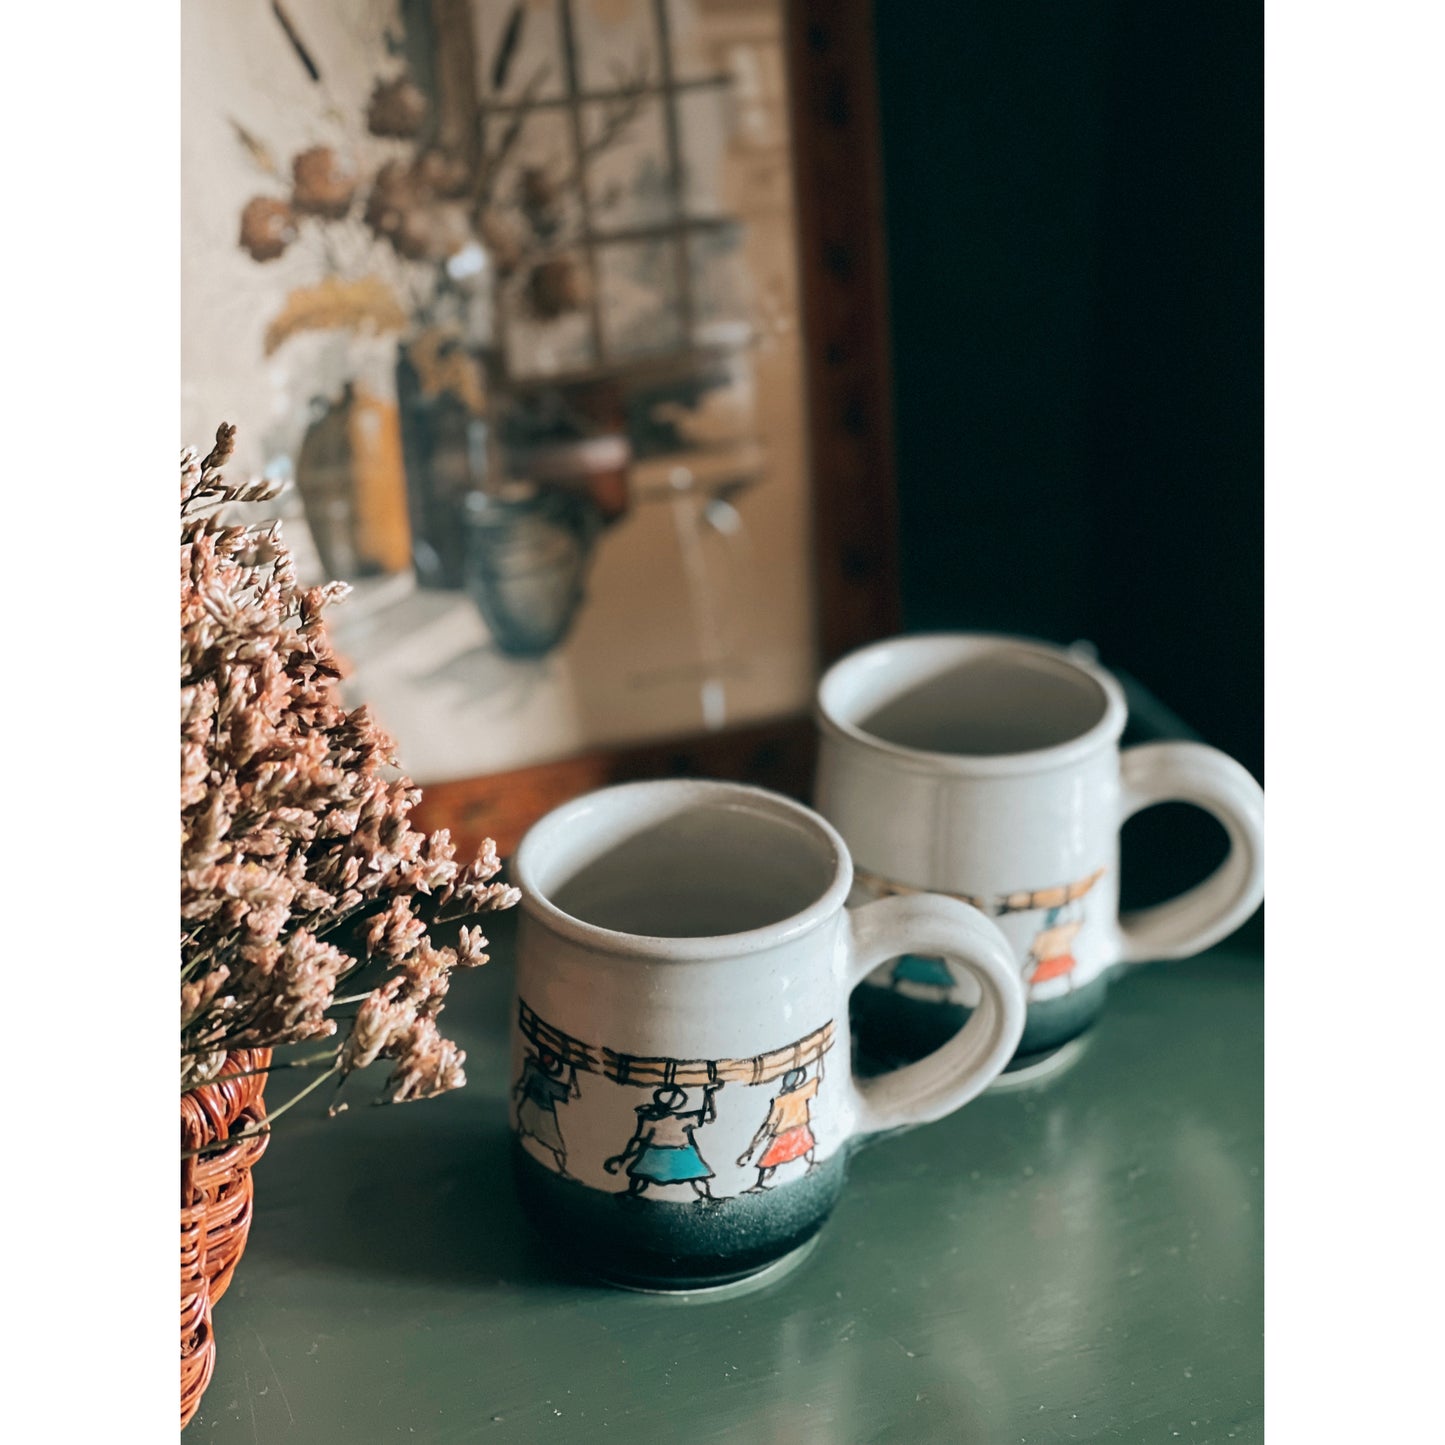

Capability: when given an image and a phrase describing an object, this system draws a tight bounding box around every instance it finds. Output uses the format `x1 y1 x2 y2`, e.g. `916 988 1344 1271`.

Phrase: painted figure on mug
604 1083 722 1199
738 1065 821 1192
889 952 956 1000
513 1047 581 1176
1023 904 1084 996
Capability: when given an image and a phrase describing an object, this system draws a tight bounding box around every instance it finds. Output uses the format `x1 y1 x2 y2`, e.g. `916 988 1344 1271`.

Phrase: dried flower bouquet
181 423 518 1143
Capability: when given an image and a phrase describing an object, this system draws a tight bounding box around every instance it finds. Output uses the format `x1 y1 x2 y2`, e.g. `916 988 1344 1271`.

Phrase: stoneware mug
509 778 1026 1291
814 634 1265 1062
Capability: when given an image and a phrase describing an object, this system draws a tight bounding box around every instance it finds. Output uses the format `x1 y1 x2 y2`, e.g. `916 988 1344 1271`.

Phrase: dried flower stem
182 1065 342 1159
207 1049 346 1085
473 65 552 217
180 423 517 1131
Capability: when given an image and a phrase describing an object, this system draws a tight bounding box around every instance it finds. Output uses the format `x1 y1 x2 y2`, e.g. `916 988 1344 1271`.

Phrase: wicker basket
180 1049 271 1429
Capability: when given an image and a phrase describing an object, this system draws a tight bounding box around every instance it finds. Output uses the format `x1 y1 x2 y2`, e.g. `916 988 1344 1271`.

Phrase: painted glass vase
463 486 602 658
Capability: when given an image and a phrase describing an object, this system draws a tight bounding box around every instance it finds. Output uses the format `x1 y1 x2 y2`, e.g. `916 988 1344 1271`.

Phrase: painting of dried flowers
182 0 814 832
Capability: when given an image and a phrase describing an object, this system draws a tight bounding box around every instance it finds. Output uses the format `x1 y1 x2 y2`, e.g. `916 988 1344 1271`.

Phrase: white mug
510 779 1026 1290
814 634 1265 1059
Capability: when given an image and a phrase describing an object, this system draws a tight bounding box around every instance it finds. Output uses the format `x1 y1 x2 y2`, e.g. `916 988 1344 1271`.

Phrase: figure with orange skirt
737 1067 820 1192
1011 868 1105 999
1024 906 1084 993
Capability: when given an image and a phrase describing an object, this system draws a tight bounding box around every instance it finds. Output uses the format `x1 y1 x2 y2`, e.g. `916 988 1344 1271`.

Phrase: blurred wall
874 1 1263 783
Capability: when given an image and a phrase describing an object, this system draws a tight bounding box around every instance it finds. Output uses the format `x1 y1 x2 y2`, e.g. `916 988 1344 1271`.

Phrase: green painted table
194 914 1262 1444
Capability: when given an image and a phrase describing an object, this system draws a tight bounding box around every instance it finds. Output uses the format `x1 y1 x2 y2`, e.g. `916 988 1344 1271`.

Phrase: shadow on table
258 1099 580 1293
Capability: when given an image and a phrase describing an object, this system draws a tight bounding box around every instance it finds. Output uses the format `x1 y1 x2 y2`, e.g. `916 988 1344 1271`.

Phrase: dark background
874 1 1262 788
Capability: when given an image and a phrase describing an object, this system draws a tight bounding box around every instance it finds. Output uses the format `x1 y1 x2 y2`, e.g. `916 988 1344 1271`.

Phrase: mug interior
835 640 1112 758
525 783 841 939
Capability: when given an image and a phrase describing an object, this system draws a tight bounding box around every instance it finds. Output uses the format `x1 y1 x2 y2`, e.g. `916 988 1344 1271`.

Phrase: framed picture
182 0 897 853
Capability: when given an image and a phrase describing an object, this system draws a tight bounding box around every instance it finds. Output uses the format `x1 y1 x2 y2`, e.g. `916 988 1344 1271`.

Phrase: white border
1268 2 1444 1437
7 0 177 1435
11 2 1442 1436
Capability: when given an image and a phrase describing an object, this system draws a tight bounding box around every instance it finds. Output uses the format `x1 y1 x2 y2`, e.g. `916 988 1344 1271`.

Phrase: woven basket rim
180 1050 270 1430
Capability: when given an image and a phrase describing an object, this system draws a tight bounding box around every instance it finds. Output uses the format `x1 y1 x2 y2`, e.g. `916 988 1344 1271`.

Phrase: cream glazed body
814 634 1265 1058
508 780 1026 1289
820 726 1129 999
512 910 861 1201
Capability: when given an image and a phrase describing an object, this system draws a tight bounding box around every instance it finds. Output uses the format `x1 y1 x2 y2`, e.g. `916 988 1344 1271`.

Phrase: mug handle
1117 742 1265 963
845 893 1026 1137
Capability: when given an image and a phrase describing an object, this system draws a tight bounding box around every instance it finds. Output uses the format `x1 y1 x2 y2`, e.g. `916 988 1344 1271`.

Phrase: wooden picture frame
414 0 898 856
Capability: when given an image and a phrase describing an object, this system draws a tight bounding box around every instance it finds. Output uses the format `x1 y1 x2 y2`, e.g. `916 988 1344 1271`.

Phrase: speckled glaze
513 1145 850 1290
510 780 1026 1289
815 635 1265 1061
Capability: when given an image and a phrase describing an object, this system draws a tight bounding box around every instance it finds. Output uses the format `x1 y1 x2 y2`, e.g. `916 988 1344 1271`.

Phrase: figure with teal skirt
890 954 956 999
604 1083 721 1199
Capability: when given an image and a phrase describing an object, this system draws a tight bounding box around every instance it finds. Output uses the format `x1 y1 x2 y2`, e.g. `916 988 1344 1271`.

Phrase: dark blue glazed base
851 971 1111 1075
512 1141 847 1290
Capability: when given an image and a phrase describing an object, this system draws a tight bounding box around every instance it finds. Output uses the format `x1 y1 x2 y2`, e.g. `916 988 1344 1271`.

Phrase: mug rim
816 632 1129 776
513 779 855 960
